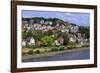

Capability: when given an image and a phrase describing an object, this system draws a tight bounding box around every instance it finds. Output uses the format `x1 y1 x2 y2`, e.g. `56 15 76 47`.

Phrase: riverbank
22 47 89 60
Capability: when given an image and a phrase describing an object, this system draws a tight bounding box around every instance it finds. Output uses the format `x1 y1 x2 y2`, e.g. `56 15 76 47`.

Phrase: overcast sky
22 10 90 26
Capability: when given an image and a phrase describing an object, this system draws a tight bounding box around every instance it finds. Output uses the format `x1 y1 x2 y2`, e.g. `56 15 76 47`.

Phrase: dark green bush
82 44 89 47
35 50 40 54
59 46 65 51
50 47 58 52
67 45 76 49
26 45 37 49
27 50 33 54
22 52 27 56
67 46 73 49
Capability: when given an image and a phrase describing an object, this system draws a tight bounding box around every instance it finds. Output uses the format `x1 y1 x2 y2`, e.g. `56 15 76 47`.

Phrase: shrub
27 50 33 55
50 47 58 52
26 45 37 49
41 36 54 46
67 45 73 49
22 52 27 56
72 45 76 48
35 50 40 54
67 45 77 49
59 46 65 51
82 44 89 47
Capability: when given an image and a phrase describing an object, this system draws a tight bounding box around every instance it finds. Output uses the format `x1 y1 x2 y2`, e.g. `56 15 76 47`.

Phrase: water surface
22 48 90 62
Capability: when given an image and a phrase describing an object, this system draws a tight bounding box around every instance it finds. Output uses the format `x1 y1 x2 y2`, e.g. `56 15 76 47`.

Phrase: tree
32 30 45 41
27 30 33 37
63 33 69 45
41 36 54 46
55 32 69 45
22 31 28 40
79 26 90 38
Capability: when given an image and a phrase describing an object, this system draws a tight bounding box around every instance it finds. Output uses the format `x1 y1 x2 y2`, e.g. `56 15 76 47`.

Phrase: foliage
41 36 54 46
32 30 45 41
22 31 28 40
22 52 27 56
34 50 40 54
26 45 37 49
67 42 77 49
79 26 90 38
22 30 33 40
59 46 65 51
27 50 33 54
62 32 69 45
82 44 89 47
50 47 58 52
56 32 69 45
27 30 33 37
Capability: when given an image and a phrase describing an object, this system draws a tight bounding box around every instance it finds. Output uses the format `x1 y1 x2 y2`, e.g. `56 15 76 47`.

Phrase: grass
22 44 89 56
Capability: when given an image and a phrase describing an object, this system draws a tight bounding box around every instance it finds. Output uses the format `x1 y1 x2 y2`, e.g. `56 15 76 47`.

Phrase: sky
22 10 90 26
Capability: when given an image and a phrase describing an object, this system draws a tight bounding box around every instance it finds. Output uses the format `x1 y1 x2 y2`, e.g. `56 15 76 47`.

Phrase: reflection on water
22 48 90 62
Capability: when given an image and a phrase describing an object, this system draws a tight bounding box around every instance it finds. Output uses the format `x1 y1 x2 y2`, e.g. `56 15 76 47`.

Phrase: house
54 40 60 46
44 20 53 25
27 37 35 46
57 37 64 45
70 26 79 33
40 20 45 24
61 25 65 29
29 19 34 25
61 29 69 32
49 21 53 25
22 40 26 47
69 37 76 43
47 26 53 30
78 33 82 38
36 41 43 46
22 21 29 29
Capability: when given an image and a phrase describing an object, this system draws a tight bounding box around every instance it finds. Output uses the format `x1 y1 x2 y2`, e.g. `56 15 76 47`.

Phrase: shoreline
22 47 89 60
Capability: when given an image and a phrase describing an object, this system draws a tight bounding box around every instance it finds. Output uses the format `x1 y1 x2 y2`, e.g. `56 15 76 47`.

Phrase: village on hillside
22 17 90 56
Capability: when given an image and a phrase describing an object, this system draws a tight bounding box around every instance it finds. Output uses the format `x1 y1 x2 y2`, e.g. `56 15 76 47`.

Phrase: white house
70 26 79 33
69 37 76 42
40 20 45 24
22 40 26 47
61 29 69 32
49 21 53 25
28 37 35 46
54 40 60 46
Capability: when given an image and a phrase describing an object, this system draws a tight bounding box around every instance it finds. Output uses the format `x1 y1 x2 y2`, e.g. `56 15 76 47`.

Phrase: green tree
41 36 54 46
27 30 33 37
22 31 28 40
63 32 69 45
32 31 45 41
79 26 90 38
55 32 69 45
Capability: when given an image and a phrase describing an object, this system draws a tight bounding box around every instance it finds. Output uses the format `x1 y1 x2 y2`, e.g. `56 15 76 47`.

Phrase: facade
22 18 89 47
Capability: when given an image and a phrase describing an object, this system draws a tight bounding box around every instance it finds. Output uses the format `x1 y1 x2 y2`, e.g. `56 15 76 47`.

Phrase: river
22 48 90 62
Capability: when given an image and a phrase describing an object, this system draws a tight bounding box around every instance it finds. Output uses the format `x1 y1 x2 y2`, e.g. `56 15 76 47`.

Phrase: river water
22 48 90 62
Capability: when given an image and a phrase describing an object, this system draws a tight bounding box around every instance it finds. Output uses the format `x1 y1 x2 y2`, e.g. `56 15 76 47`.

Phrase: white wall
0 0 99 73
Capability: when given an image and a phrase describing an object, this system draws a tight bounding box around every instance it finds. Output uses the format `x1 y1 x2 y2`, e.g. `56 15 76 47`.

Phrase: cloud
65 13 74 17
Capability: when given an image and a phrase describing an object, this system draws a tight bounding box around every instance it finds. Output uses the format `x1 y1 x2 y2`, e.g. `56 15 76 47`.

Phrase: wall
0 0 99 73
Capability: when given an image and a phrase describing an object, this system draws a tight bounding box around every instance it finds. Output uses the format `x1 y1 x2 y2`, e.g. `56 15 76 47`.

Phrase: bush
50 47 58 52
59 46 65 51
22 52 27 56
67 45 76 49
26 45 37 49
67 45 73 49
41 36 54 46
35 50 40 54
27 50 33 55
72 45 76 48
67 42 77 49
82 44 89 47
